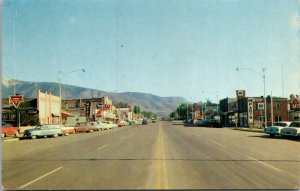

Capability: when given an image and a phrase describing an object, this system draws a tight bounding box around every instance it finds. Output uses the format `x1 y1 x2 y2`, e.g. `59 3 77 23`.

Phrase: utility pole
236 67 267 128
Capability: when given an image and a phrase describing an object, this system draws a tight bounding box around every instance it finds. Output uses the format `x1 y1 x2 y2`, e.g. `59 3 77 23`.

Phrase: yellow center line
156 124 169 189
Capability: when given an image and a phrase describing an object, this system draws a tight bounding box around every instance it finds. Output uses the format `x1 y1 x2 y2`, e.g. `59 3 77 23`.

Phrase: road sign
9 95 23 108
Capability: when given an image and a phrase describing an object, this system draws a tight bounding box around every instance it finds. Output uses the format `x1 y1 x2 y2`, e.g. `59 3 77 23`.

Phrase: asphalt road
2 121 300 190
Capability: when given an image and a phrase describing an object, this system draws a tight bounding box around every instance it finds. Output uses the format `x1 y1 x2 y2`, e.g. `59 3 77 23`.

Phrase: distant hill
2 79 187 116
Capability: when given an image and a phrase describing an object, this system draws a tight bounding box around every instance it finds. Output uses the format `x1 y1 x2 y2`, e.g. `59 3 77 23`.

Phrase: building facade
238 96 288 128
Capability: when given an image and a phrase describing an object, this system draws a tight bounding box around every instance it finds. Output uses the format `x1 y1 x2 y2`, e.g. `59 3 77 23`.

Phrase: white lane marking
97 144 108 150
247 156 282 172
208 140 282 172
18 166 63 189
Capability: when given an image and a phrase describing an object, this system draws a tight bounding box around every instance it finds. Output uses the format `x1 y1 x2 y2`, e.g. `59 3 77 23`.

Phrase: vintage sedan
197 119 221 127
280 121 300 138
2 123 21 138
105 122 118 129
74 122 99 133
59 124 75 135
90 121 109 130
264 121 292 138
23 124 63 139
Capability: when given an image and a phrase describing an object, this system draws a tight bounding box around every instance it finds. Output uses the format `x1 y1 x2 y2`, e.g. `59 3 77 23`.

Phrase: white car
280 121 300 138
264 121 292 138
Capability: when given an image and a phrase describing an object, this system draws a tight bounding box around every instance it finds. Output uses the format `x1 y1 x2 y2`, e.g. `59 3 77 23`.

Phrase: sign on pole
9 95 23 108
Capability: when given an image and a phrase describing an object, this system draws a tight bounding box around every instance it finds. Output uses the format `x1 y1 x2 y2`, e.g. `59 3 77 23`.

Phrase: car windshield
289 122 300 128
274 123 288 127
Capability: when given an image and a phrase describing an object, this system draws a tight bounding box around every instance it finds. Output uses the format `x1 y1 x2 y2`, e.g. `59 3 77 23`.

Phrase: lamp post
236 67 267 128
58 68 85 123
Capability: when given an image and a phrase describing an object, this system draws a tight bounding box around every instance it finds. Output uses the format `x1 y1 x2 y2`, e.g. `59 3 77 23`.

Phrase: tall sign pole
9 95 23 127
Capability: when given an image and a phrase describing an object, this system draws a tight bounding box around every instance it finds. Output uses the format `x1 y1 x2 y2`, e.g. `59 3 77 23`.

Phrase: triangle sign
9 95 23 108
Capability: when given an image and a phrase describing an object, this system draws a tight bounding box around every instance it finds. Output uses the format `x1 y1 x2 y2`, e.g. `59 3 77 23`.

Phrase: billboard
290 94 300 111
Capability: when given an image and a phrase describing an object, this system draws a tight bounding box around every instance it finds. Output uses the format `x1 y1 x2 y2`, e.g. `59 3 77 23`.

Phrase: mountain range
2 79 187 116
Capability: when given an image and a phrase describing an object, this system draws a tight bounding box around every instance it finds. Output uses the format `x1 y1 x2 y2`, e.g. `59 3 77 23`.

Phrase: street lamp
58 68 85 99
236 67 267 128
58 68 85 123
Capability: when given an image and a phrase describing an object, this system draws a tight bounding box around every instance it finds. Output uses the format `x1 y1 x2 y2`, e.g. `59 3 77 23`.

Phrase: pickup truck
2 123 20 138
23 124 63 139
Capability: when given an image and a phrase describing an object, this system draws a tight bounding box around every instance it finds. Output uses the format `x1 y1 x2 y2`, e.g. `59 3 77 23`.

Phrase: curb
233 128 264 133
2 138 20 142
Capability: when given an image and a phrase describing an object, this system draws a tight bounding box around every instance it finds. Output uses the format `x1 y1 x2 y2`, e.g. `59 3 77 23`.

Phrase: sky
2 0 300 103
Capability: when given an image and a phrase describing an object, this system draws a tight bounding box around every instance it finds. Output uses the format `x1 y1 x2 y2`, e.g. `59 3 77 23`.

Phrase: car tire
53 133 58 138
64 132 69 136
31 135 37 139
270 134 275 138
15 131 20 138
89 129 94 133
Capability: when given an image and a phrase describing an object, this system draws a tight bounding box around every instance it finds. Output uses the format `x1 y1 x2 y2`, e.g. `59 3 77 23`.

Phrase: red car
59 124 75 135
74 122 99 133
2 123 20 138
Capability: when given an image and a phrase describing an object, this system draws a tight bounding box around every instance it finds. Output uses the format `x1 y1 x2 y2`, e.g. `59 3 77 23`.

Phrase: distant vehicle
60 124 75 136
105 121 118 129
142 118 148 125
264 121 292 138
90 121 109 130
23 124 63 139
2 123 20 138
118 120 127 127
197 119 221 128
74 122 99 133
126 120 135 125
280 121 300 138
152 118 156 123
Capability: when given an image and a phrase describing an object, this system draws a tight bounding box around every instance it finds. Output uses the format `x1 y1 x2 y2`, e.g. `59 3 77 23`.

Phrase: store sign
26 109 39 115
248 98 253 123
236 90 245 99
290 94 300 111
85 101 91 116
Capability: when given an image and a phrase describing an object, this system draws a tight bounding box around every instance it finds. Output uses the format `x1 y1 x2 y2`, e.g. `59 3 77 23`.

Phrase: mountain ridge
2 78 187 116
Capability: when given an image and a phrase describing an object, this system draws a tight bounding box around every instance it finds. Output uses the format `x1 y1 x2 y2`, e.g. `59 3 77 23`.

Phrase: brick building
238 96 288 128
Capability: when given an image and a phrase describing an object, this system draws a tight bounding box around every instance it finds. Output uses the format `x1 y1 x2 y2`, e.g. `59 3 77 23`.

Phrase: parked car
280 121 300 138
126 120 135 125
105 121 118 129
142 118 148 125
23 124 63 139
152 118 156 123
197 119 221 127
264 121 292 138
74 122 99 133
60 124 75 136
118 120 127 127
90 121 109 130
2 123 21 138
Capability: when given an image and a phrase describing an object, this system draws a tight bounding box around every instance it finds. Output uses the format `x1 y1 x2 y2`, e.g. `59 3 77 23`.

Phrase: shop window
275 116 282 122
260 116 265 122
274 102 280 110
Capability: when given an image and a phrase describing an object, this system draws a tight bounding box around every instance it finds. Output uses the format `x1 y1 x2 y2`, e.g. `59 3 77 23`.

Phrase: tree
133 105 141 114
